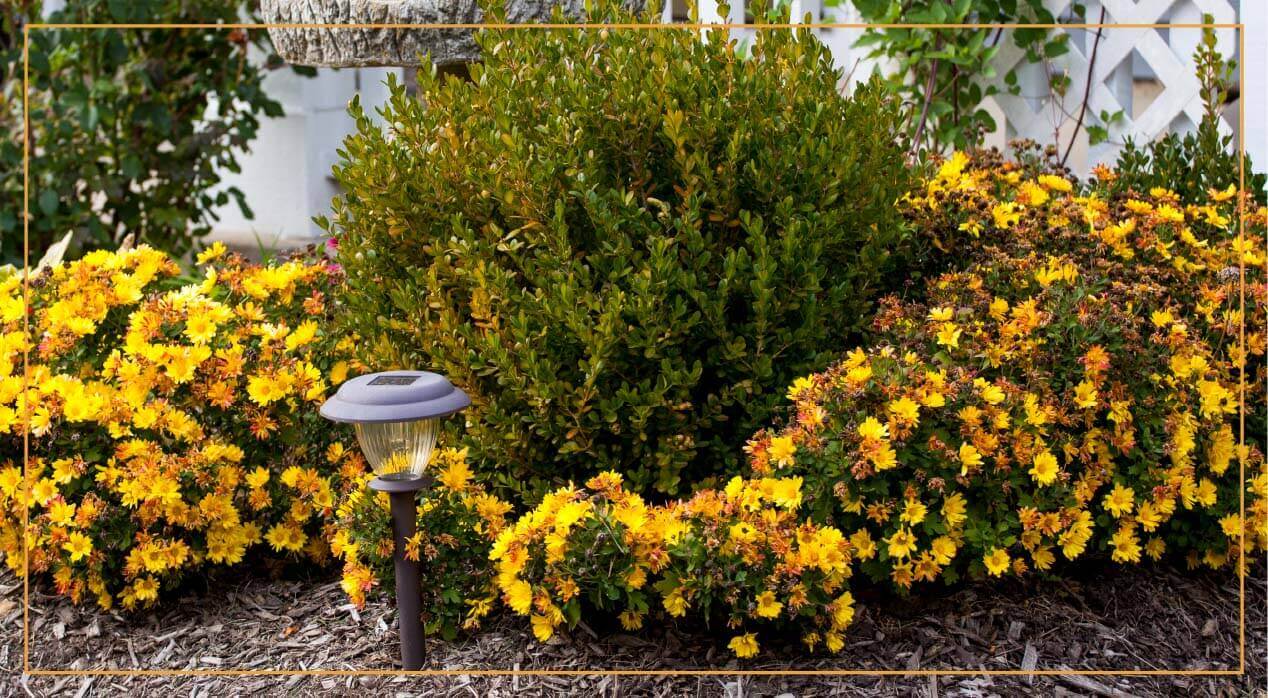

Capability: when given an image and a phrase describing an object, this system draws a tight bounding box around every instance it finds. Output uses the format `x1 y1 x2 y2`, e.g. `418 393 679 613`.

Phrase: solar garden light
319 370 470 670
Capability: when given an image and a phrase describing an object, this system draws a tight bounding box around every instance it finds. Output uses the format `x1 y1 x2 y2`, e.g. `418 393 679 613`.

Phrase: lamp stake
370 474 431 670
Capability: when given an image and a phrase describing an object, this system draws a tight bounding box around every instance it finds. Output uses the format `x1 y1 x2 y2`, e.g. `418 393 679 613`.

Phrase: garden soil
2 560 1263 697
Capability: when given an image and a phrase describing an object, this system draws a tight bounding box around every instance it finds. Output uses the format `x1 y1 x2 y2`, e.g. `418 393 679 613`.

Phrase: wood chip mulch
2 558 1264 697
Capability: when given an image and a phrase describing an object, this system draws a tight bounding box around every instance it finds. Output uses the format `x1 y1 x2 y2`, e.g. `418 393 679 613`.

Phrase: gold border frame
19 18 1251 680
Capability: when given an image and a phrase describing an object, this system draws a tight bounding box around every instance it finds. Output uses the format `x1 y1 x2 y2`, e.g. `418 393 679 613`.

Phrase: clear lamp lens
354 418 439 480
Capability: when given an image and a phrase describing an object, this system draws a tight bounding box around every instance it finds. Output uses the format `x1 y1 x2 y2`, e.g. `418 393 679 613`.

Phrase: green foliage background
1 0 307 266
326 5 915 499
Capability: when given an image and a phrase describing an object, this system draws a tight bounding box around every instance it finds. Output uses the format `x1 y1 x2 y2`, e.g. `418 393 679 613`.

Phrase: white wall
209 60 312 251
1243 0 1267 178
208 60 401 254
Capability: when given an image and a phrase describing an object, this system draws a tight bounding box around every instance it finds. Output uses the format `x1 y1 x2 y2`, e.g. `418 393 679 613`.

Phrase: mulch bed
2 559 1264 697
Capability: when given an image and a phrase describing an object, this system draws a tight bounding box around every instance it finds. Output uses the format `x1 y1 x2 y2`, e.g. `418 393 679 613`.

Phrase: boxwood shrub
324 5 914 497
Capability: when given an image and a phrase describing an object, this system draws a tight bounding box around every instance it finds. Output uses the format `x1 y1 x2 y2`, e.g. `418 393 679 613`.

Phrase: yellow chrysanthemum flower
983 547 1011 576
728 633 759 659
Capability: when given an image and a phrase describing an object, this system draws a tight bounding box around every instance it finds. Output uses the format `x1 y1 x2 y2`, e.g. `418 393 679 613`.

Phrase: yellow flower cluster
332 448 512 638
488 471 857 657
748 153 1266 591
0 245 360 609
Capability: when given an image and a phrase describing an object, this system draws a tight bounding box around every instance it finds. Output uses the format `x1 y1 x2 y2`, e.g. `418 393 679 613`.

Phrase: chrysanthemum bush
334 450 857 656
746 151 1268 591
488 471 857 657
331 448 513 640
0 244 363 609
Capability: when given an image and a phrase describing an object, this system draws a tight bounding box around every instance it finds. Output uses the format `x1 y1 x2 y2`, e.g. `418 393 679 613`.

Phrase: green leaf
38 190 58 216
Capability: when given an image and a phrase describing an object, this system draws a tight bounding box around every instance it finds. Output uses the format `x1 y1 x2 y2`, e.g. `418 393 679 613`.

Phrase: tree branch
910 34 943 156
1062 7 1107 167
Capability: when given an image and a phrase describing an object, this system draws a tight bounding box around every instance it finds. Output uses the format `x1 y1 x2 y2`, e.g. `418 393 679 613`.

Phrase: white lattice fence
675 0 1260 176
985 0 1238 173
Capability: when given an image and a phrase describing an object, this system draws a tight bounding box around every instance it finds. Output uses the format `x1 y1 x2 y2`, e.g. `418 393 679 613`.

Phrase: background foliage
0 0 307 266
851 2 1257 180
326 4 915 499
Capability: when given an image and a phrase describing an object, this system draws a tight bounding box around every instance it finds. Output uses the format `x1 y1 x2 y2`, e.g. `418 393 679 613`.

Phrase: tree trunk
260 0 623 67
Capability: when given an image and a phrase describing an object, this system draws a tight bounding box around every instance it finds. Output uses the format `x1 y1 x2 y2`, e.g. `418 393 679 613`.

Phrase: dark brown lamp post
319 371 470 670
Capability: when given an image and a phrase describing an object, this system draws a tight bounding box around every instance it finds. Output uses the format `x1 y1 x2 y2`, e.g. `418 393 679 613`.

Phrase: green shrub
325 5 914 497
